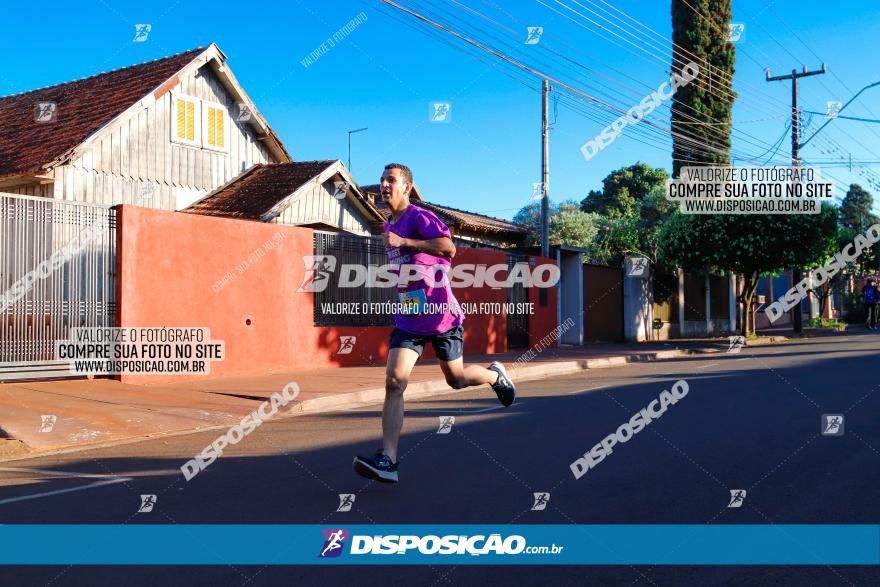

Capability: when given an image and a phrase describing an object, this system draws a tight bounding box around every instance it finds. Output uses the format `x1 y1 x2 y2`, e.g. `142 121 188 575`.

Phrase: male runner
353 163 517 483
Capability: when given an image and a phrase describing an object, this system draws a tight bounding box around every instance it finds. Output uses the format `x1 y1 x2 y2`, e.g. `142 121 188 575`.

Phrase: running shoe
488 361 516 407
353 449 399 483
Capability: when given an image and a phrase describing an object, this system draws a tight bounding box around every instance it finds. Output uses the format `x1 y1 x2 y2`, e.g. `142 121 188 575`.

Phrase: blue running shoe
353 449 399 483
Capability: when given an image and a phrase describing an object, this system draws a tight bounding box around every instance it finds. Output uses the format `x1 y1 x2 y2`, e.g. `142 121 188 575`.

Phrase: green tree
661 205 839 334
839 183 878 231
671 0 736 177
513 201 557 247
514 200 600 251
550 209 600 250
581 164 674 265
581 162 668 217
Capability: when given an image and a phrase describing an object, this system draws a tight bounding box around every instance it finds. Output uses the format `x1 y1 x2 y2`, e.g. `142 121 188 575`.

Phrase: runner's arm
385 233 456 258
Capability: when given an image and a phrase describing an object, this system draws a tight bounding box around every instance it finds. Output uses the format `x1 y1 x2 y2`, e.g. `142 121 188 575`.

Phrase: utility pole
541 79 550 260
766 64 826 333
540 80 550 307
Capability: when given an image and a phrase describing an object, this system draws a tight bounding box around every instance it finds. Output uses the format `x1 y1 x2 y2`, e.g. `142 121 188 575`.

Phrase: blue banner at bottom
0 525 877 565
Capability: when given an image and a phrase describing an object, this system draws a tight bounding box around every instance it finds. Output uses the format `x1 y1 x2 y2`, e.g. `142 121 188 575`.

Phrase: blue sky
1 0 878 218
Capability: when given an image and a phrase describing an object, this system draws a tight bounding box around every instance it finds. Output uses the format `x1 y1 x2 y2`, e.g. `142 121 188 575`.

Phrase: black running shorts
389 325 464 361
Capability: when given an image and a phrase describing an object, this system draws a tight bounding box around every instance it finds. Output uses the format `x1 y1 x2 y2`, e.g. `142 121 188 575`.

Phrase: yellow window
205 106 225 148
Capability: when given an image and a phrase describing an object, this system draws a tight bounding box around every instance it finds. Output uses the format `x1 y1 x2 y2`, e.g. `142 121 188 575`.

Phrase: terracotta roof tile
0 47 205 178
183 161 341 220
360 185 526 236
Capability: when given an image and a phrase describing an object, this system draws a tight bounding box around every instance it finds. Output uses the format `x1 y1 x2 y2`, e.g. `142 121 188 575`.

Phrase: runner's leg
439 358 498 389
383 347 420 463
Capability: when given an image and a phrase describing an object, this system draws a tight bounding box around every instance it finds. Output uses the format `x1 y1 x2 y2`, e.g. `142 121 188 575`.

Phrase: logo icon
821 414 844 436
436 416 455 434
337 336 357 355
625 256 649 278
34 102 57 123
336 494 355 512
133 24 152 42
138 182 155 203
331 180 347 200
138 494 157 513
531 181 545 201
727 23 745 43
39 414 57 432
727 489 746 508
825 100 843 119
727 335 746 354
430 102 451 123
297 255 337 293
525 26 544 45
236 102 253 122
532 492 550 511
319 528 348 558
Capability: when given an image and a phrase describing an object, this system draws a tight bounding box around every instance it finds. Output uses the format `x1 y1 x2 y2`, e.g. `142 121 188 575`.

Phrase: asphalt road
1 334 879 586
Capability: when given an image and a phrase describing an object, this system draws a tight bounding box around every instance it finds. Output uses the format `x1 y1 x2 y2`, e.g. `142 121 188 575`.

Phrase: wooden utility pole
540 80 550 307
766 64 826 333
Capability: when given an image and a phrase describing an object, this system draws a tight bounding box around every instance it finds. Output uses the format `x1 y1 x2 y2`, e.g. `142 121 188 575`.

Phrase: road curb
0 347 713 462
286 349 693 416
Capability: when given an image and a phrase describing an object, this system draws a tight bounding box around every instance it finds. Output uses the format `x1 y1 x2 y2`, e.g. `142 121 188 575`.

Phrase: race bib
399 289 427 314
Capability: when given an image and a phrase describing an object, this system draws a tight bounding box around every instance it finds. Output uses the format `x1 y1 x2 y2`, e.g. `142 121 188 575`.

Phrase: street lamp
348 127 368 171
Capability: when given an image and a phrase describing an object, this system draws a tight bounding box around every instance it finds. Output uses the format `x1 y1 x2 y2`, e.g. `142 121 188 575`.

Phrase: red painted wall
116 206 557 383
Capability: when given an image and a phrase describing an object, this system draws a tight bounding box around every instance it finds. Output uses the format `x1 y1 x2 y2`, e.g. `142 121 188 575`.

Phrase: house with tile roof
0 42 527 245
0 44 290 211
0 44 555 380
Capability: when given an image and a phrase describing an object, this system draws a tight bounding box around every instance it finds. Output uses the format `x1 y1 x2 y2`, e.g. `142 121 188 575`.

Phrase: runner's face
380 169 410 207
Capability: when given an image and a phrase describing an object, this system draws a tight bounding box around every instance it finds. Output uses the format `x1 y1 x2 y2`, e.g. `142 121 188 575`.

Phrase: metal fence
0 193 116 380
313 231 395 327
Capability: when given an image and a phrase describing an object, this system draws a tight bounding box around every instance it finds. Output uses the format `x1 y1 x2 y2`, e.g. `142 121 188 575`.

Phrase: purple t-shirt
385 205 464 335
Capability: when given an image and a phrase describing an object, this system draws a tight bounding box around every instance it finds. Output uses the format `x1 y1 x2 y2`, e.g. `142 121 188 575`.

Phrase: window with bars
312 232 396 327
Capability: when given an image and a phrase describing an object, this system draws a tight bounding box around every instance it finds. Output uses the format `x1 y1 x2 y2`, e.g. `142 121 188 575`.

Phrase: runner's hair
384 163 413 186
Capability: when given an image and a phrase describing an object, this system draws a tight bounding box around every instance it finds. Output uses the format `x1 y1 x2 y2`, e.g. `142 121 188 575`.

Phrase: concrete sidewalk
0 338 770 461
